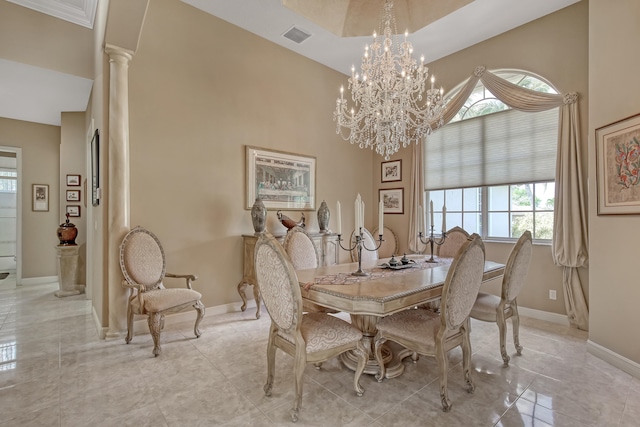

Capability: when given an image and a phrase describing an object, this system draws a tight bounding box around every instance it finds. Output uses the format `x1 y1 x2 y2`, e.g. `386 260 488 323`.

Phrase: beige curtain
408 142 426 253
410 65 589 329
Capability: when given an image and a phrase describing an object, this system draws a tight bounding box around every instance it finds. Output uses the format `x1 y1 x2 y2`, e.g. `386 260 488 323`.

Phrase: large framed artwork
596 112 640 215
379 188 404 214
246 146 316 210
381 159 401 182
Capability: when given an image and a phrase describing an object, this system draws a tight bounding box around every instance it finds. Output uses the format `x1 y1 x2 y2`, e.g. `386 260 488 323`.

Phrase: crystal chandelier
333 0 446 160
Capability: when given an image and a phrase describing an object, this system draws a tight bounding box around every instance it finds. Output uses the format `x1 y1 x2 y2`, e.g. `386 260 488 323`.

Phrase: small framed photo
379 188 404 214
32 184 49 212
66 205 81 218
66 190 81 202
381 160 402 182
596 112 640 215
66 174 81 186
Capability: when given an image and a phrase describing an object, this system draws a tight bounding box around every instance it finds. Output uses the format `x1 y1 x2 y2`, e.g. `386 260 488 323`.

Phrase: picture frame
381 159 402 182
67 174 81 186
379 188 404 214
66 190 81 202
90 129 100 206
66 205 81 218
32 184 49 212
596 112 640 215
246 146 316 210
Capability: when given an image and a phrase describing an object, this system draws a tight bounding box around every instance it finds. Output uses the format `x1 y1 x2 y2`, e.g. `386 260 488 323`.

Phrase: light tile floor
0 282 638 426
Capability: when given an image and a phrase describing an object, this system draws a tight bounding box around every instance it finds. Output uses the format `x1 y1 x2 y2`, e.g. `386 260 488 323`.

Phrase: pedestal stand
55 246 84 297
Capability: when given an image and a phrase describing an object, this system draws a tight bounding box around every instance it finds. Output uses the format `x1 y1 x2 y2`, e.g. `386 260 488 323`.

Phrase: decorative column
104 44 133 339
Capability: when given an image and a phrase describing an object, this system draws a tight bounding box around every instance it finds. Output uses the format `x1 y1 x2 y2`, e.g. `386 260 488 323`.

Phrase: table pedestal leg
339 314 408 379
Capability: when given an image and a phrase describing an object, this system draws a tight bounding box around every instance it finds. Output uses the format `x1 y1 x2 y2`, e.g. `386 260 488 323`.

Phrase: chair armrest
165 273 198 289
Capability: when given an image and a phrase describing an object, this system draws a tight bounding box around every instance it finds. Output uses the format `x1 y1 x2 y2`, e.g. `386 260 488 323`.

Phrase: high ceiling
1 0 581 126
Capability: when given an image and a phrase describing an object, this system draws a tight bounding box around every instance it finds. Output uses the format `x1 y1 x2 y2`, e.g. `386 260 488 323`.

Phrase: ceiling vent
282 26 312 44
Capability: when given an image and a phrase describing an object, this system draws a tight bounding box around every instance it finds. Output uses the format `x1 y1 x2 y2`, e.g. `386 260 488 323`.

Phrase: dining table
297 255 505 379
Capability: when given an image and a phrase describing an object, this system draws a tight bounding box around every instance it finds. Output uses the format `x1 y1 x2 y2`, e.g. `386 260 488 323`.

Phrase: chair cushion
376 308 443 346
469 292 501 321
131 288 202 313
277 312 363 353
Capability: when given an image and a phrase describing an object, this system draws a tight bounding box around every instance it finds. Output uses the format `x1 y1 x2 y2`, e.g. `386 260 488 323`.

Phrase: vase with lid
57 213 78 246
251 197 267 234
317 200 330 233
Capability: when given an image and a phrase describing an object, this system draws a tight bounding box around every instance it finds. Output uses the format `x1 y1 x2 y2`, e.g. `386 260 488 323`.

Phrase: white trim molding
518 306 569 325
587 340 640 380
7 0 97 29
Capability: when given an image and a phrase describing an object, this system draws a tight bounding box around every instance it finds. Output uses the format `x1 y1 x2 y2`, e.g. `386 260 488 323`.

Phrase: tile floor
0 282 638 426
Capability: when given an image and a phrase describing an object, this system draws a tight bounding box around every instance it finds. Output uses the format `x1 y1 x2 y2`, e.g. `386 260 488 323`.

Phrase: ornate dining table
297 255 505 378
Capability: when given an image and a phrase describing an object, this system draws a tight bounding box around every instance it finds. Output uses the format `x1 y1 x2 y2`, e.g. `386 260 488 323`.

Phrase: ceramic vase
57 214 78 246
317 200 330 233
251 197 267 234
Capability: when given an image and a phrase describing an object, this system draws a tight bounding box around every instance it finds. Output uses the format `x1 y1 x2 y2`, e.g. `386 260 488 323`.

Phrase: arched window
424 70 558 240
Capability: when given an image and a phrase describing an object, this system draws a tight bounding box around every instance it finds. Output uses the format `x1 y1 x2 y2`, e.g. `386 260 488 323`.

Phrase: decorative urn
317 200 330 233
251 197 267 234
57 213 78 246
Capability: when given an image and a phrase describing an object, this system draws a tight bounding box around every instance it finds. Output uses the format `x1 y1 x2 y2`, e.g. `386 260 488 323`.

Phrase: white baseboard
20 276 58 286
92 305 108 340
518 306 569 325
587 340 640 379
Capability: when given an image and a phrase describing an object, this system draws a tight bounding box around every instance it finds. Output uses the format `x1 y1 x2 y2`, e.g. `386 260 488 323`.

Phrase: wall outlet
549 290 557 300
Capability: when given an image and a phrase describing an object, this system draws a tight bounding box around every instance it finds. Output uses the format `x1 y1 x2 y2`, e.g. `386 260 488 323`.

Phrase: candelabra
418 225 447 263
338 228 383 276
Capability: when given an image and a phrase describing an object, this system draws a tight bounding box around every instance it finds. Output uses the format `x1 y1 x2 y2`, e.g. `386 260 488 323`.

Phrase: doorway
0 147 21 290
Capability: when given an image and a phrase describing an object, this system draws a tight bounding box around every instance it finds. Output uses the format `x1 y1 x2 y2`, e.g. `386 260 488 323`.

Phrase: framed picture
66 190 80 202
379 188 404 214
246 146 316 210
381 159 402 182
32 184 49 212
67 174 81 186
90 129 100 206
596 112 640 215
66 205 81 218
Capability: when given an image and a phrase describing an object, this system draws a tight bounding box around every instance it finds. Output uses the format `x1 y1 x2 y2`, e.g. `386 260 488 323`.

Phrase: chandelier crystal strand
334 0 446 160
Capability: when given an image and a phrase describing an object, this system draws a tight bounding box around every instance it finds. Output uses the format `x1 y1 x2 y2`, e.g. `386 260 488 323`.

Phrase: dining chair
282 226 335 314
436 226 471 258
470 230 532 365
119 226 205 357
373 234 486 412
373 225 398 258
349 227 379 263
254 232 367 422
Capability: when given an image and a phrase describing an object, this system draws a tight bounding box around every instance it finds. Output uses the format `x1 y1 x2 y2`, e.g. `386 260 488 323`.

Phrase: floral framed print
381 159 401 182
246 146 316 211
596 112 640 215
379 188 404 214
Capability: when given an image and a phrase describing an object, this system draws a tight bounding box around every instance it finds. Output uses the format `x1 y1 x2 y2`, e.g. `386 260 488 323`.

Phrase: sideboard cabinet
237 232 339 318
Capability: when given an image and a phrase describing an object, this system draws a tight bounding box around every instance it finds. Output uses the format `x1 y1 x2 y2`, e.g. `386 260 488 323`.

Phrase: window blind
424 108 558 190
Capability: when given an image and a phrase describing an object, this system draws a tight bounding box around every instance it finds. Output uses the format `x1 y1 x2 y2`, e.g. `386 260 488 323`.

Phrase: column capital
105 43 134 62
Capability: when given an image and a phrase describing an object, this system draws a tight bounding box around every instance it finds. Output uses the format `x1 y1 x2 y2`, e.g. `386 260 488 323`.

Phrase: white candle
418 205 423 234
362 200 365 230
378 199 384 235
442 205 447 232
336 201 342 235
430 200 434 228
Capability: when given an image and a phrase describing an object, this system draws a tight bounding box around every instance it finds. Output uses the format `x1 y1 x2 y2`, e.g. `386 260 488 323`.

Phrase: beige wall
0 1 93 78
124 0 373 309
0 117 60 278
588 0 640 364
373 1 589 315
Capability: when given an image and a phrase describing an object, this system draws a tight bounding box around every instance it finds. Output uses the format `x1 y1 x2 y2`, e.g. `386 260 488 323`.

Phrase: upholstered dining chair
282 226 334 314
436 226 471 258
373 234 486 412
349 227 379 263
254 232 367 422
373 225 398 258
470 230 532 365
119 226 205 357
